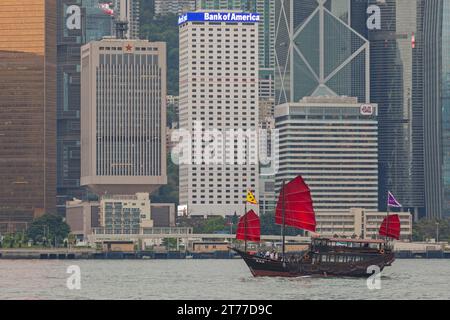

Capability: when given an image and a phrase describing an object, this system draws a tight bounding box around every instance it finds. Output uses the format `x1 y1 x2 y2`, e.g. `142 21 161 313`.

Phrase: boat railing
312 244 383 254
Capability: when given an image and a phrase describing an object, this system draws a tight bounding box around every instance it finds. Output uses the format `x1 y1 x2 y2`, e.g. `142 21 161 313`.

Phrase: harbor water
0 259 449 300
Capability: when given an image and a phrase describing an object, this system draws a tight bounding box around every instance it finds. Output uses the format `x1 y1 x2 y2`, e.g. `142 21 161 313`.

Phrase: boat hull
233 249 395 278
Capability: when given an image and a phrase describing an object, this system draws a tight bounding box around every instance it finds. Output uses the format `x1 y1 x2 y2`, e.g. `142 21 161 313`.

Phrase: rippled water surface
0 259 449 300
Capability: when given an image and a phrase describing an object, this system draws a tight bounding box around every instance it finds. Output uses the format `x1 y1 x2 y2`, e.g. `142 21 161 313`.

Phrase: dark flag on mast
387 191 402 208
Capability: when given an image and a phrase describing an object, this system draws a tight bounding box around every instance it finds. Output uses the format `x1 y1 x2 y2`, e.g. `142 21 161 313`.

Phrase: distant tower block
114 0 140 39
80 38 167 195
115 20 129 39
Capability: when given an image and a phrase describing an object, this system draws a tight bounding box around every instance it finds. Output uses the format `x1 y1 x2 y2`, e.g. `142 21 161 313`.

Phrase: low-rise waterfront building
315 208 413 241
99 193 153 232
66 195 176 240
150 203 177 227
192 241 229 253
66 199 100 241
102 241 135 252
363 211 413 240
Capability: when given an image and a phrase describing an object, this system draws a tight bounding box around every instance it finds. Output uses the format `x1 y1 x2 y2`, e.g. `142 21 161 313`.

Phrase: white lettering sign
367 265 382 290
66 265 81 290
66 5 81 30
178 14 187 25
367 5 381 30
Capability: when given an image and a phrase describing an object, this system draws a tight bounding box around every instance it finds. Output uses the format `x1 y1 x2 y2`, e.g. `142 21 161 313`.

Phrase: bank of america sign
178 12 261 25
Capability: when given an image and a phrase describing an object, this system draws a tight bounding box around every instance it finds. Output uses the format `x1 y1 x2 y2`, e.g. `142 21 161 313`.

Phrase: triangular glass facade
275 0 369 104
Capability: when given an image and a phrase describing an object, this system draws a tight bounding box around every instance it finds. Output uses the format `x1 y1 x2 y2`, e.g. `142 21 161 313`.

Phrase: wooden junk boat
232 176 401 278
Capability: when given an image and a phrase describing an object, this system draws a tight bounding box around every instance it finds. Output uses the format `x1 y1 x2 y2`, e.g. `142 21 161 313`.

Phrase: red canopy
379 214 401 240
275 176 316 232
236 210 261 242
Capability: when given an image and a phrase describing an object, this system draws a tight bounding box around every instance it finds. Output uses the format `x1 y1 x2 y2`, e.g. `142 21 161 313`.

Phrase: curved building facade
423 0 450 218
57 0 114 215
368 0 425 215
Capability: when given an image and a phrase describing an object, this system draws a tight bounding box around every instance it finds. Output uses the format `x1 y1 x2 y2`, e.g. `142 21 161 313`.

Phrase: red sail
236 210 261 242
379 214 401 240
275 176 316 232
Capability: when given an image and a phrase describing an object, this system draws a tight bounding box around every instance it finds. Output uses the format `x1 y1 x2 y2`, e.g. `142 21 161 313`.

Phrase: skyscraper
275 97 379 213
57 0 114 215
368 0 425 216
80 38 167 195
196 2 276 209
196 0 275 71
275 0 370 105
155 0 196 16
274 0 378 215
0 0 57 232
423 0 450 218
196 0 251 9
114 0 140 39
178 11 260 216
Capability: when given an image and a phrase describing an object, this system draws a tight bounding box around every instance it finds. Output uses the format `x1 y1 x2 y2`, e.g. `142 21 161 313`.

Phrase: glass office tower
275 0 370 106
57 0 113 215
0 0 57 232
368 0 425 216
423 0 450 218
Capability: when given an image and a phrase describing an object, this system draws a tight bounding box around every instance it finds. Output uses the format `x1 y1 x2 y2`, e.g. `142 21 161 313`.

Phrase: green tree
151 154 179 204
27 214 71 246
194 217 227 234
139 2 181 204
162 238 178 250
140 2 179 95
260 212 303 236
413 218 450 242
13 231 26 248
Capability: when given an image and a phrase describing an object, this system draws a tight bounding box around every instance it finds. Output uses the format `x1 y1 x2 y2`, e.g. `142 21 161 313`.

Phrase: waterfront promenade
1 237 449 260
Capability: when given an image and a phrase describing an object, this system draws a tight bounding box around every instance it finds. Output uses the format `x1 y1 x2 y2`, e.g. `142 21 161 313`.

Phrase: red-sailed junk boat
232 176 400 278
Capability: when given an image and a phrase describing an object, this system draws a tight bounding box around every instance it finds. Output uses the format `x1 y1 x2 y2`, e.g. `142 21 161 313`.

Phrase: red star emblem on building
125 44 133 52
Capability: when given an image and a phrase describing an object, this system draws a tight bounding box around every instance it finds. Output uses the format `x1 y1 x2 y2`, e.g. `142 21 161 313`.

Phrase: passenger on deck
270 251 275 260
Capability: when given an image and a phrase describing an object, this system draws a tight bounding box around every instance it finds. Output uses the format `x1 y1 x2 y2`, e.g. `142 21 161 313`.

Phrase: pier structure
87 227 310 251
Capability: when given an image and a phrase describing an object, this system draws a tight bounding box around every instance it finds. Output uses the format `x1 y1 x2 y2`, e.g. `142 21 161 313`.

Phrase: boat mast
281 180 286 261
386 192 390 247
244 202 247 253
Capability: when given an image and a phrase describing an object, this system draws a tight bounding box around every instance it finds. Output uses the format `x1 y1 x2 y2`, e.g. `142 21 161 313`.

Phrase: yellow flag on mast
246 190 258 205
